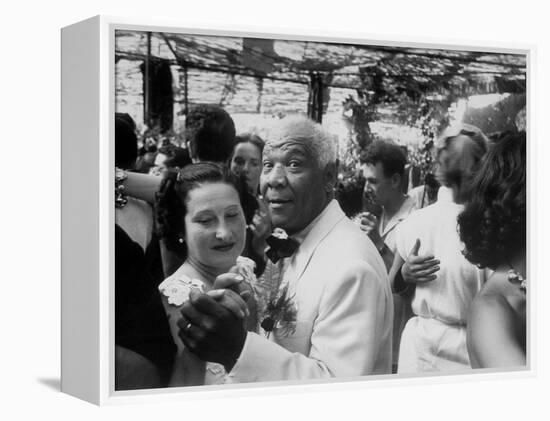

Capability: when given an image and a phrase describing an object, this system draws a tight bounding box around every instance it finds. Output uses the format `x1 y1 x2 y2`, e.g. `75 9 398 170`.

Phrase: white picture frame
61 15 533 405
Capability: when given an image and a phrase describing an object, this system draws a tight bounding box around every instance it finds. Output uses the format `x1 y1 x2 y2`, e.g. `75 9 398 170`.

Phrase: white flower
159 276 205 307
271 227 289 240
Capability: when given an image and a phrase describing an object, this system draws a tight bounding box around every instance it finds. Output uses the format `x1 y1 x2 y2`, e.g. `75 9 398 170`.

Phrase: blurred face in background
434 134 486 203
149 152 168 177
230 142 262 193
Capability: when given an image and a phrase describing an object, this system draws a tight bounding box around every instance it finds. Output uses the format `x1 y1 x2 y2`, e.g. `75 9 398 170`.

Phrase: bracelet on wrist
115 167 128 208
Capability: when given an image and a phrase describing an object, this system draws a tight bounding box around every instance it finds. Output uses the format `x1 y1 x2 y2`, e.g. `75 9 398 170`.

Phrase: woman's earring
178 237 185 244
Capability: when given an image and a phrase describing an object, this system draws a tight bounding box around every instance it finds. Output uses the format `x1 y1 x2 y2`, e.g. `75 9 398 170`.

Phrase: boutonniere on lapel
257 284 298 339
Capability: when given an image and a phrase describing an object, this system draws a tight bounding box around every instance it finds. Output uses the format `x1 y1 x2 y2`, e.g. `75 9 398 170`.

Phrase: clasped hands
176 270 253 372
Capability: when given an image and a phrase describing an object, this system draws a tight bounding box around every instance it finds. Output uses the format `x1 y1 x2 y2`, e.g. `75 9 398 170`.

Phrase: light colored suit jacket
225 200 393 383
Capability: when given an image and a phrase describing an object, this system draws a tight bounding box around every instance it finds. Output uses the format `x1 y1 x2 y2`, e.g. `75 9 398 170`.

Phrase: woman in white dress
458 132 526 368
155 162 259 386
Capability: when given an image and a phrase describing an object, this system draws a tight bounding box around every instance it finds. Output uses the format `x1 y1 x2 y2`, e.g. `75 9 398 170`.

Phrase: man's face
260 138 328 235
362 162 394 207
434 135 473 187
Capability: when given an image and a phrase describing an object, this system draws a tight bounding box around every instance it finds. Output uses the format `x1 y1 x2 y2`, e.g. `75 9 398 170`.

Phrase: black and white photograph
113 28 527 391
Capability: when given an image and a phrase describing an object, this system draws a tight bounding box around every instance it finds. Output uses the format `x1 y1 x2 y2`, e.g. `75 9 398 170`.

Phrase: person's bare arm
124 172 163 204
467 292 526 368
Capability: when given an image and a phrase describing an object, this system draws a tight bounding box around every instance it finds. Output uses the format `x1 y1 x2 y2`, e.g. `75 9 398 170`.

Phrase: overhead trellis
115 30 526 125
116 30 525 92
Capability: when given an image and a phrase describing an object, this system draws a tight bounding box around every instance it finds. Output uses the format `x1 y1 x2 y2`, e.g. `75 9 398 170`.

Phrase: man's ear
324 162 338 193
390 173 402 190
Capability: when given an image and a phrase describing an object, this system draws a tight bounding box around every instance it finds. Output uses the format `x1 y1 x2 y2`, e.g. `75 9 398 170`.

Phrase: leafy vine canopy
115 30 526 178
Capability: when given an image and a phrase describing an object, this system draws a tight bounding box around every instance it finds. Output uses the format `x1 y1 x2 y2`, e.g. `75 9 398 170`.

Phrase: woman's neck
507 254 527 278
184 256 231 287
495 253 526 279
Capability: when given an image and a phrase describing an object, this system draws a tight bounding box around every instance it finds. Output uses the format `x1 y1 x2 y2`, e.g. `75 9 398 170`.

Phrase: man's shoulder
392 195 419 223
399 200 443 227
315 217 386 273
323 215 371 249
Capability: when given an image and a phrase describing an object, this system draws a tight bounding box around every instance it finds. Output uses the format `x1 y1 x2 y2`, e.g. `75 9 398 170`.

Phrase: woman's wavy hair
458 132 526 269
155 162 258 258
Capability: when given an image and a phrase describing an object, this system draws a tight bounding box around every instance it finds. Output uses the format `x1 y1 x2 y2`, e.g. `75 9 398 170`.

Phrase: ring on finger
185 322 192 332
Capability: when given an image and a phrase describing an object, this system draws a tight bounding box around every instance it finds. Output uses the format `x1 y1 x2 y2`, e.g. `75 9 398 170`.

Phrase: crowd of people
114 104 527 390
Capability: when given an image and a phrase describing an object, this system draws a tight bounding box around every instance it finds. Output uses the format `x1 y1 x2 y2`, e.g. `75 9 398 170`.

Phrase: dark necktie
265 235 299 263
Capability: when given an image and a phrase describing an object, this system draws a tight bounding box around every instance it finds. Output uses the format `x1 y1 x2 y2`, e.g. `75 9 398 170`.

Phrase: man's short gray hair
267 115 337 168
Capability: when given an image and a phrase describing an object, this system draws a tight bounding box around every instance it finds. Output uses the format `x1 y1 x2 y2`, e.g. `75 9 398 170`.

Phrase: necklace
507 267 526 293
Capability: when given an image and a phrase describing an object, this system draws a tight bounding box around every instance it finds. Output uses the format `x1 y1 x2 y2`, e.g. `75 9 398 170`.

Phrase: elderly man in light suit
178 116 393 382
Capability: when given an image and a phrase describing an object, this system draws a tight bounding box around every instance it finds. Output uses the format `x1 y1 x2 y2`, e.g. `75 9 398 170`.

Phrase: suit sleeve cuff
224 331 288 384
224 331 257 383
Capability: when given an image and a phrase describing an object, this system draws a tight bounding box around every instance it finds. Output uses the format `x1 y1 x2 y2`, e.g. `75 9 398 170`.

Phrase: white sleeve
224 261 392 383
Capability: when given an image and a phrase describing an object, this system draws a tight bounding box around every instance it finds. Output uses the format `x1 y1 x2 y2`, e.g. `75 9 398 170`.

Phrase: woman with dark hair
458 132 526 368
229 133 271 274
116 105 265 278
155 162 258 386
229 133 264 194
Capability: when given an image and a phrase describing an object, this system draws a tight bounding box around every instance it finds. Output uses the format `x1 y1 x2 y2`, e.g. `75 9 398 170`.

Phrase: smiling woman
184 182 246 270
154 162 259 386
156 163 256 258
